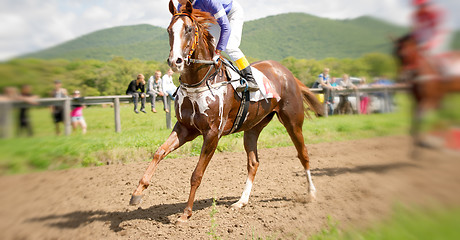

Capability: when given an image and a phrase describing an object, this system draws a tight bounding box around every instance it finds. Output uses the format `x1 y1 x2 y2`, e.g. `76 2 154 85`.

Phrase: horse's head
393 34 420 82
167 0 216 73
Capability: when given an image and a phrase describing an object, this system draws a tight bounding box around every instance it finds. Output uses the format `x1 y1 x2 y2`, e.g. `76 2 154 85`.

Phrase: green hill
20 13 459 61
241 13 409 60
22 24 170 61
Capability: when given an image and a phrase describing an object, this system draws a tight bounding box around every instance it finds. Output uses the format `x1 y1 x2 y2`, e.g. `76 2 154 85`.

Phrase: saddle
221 59 280 133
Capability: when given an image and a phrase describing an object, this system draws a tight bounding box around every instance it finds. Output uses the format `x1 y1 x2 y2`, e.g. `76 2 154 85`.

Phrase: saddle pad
228 66 280 102
435 53 460 77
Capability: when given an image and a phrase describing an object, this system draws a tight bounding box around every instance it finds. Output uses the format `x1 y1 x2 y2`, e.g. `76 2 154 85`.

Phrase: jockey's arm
179 0 231 51
207 0 231 51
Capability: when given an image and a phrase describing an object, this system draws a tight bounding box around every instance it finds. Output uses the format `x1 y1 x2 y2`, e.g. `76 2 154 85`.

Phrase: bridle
172 13 200 65
172 13 217 66
171 12 224 90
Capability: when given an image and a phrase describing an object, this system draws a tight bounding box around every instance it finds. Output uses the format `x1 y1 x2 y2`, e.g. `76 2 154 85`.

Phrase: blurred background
0 0 459 239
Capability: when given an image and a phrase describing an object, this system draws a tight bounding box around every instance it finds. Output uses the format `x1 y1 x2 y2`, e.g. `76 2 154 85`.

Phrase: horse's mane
179 6 217 54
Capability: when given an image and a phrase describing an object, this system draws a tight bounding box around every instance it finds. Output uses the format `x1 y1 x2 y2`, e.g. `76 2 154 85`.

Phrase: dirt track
1 136 459 239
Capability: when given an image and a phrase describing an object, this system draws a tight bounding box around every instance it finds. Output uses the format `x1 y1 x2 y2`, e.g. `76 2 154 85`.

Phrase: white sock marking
306 169 316 193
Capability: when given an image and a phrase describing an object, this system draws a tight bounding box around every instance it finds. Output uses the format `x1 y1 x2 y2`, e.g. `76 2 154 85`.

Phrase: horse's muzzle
168 56 184 72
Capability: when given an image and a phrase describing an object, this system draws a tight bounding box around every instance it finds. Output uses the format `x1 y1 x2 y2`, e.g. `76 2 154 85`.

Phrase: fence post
64 98 71 136
114 97 121 133
166 97 172 129
384 87 390 113
0 101 13 138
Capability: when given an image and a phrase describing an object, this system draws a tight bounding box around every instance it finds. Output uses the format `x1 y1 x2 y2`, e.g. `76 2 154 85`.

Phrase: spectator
327 77 340 115
162 68 177 102
330 77 339 88
71 90 87 134
126 74 146 114
337 74 357 114
146 70 169 113
313 68 331 89
17 85 38 137
50 80 68 135
357 77 370 114
339 74 357 90
312 68 333 114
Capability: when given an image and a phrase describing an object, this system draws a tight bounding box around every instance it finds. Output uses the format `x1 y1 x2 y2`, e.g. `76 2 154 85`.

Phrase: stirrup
246 82 259 91
237 78 259 92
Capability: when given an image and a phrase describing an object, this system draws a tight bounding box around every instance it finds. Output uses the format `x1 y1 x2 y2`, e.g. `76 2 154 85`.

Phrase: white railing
0 85 410 138
0 95 172 138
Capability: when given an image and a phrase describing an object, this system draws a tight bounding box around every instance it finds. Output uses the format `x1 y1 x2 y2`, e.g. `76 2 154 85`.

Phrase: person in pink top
71 90 87 134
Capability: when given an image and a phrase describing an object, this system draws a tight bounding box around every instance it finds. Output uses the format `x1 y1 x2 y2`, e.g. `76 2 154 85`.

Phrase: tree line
1 52 397 97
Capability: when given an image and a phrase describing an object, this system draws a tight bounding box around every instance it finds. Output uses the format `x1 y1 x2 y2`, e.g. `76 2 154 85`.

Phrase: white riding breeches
208 0 245 61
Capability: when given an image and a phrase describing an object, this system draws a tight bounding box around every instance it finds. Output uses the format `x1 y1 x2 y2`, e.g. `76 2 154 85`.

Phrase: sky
0 0 459 61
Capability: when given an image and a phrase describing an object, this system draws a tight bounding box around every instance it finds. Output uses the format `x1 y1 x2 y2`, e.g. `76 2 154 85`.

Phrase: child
71 90 87 134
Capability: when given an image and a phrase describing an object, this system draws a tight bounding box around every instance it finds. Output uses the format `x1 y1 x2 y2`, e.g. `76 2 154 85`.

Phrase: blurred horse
394 34 460 148
129 0 323 224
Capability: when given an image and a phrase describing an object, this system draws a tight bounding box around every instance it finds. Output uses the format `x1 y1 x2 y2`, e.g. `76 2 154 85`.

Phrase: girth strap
229 90 250 134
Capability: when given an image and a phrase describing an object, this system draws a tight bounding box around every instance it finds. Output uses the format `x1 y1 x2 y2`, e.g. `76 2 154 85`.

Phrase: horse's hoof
129 194 143 206
307 191 317 202
175 216 188 226
230 201 246 210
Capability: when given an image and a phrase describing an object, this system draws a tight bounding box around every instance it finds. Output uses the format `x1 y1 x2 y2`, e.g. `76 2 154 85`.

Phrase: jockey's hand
213 50 221 64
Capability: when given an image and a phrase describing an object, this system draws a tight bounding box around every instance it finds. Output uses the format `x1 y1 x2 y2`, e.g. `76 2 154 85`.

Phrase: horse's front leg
177 130 220 224
411 103 423 146
130 123 199 205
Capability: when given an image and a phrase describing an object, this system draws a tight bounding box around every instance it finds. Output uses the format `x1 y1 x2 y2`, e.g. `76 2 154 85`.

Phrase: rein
179 64 217 88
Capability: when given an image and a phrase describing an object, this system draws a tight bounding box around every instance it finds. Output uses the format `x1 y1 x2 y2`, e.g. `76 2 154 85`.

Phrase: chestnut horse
394 35 460 148
129 1 323 224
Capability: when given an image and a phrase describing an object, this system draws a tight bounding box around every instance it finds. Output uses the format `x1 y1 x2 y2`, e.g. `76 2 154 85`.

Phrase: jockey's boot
236 66 259 92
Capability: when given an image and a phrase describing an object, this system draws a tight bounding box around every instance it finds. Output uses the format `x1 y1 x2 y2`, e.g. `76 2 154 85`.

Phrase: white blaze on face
171 18 185 66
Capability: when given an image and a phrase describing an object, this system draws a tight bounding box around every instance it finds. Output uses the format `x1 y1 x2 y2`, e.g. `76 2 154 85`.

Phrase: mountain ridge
20 12 458 61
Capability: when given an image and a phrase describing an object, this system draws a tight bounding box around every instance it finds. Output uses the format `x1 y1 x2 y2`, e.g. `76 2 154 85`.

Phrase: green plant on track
206 197 221 240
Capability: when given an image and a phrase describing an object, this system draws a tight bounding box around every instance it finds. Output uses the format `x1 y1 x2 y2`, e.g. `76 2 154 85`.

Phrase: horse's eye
185 26 193 33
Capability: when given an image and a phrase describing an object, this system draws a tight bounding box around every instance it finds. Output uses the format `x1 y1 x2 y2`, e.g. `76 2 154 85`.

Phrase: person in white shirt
161 68 177 101
146 70 168 113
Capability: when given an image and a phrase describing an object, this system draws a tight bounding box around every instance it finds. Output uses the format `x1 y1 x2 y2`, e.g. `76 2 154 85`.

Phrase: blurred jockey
177 0 259 92
412 0 451 55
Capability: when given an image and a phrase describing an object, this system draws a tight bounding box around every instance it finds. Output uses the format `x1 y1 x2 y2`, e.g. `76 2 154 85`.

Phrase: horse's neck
182 42 225 85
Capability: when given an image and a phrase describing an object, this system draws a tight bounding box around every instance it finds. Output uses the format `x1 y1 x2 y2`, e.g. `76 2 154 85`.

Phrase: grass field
0 94 413 175
309 206 460 240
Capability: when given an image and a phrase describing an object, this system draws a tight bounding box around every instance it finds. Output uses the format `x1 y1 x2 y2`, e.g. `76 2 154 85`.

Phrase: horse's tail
295 77 324 118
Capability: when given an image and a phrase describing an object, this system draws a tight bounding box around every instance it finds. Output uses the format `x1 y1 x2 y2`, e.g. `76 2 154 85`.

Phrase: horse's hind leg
277 111 316 201
232 113 275 209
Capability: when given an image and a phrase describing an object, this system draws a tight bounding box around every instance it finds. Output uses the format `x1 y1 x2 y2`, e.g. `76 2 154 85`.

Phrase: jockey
411 0 450 55
177 0 259 92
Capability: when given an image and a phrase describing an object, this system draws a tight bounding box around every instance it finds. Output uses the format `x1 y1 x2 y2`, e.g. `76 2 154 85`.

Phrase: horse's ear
169 0 177 15
185 0 193 14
